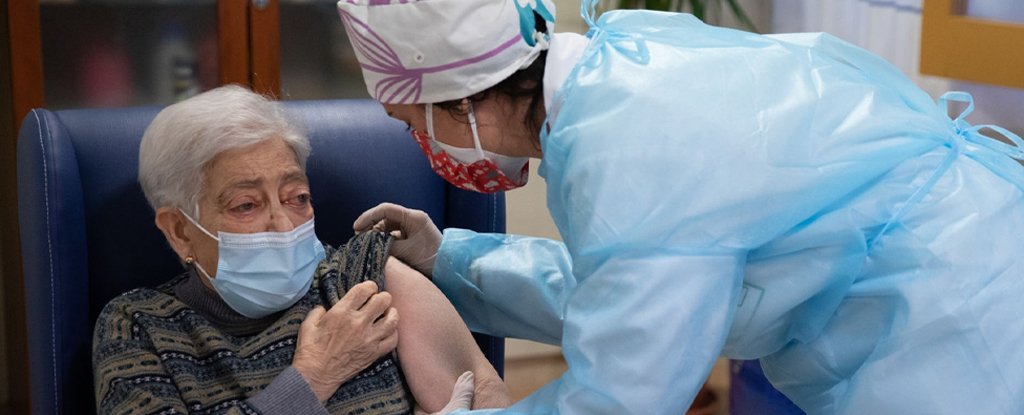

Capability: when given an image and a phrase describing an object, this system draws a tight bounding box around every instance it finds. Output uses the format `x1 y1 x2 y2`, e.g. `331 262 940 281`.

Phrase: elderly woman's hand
293 281 399 402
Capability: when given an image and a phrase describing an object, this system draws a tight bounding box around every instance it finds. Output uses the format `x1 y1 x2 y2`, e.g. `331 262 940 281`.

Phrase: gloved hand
414 371 475 415
353 203 442 276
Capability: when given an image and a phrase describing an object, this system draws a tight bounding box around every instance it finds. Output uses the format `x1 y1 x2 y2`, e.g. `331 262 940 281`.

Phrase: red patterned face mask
410 102 529 193
411 130 528 193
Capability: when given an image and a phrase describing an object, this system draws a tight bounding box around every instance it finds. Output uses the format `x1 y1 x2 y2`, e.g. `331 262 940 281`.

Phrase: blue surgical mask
181 210 326 318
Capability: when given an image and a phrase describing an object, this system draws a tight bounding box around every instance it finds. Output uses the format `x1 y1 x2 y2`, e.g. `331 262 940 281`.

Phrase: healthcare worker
339 0 1024 413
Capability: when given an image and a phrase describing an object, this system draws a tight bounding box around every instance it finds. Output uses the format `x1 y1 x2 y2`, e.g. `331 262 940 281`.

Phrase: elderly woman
92 85 510 414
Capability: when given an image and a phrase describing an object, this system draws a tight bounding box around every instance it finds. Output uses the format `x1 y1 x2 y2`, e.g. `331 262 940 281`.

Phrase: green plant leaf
723 0 758 32
688 0 705 20
651 0 672 11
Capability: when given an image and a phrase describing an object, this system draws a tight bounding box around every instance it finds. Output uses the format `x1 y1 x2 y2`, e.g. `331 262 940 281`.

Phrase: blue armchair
16 100 506 415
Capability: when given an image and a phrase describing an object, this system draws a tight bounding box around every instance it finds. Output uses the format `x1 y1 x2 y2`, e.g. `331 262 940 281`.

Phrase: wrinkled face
186 138 314 279
382 97 543 159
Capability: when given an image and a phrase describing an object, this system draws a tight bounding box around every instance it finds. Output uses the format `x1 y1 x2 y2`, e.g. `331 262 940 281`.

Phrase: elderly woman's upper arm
384 257 511 411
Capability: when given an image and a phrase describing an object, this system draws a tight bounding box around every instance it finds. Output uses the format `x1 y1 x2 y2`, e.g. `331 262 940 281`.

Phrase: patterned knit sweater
92 232 413 414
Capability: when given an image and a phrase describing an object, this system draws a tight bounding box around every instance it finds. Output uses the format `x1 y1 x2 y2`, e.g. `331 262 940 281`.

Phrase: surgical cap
336 0 555 104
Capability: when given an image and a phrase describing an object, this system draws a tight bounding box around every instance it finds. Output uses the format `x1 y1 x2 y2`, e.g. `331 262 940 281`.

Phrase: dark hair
436 12 549 147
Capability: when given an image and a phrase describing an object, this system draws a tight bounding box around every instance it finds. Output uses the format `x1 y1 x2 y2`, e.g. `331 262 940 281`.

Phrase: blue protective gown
436 8 1024 415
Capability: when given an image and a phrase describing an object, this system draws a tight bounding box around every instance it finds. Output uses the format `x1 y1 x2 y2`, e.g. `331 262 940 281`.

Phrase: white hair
138 85 311 218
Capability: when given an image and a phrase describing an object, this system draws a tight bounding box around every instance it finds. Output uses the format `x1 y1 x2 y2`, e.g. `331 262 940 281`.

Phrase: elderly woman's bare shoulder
383 256 431 294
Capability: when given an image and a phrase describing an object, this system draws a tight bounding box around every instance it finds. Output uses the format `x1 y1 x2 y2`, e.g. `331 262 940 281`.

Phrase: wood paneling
219 0 250 87
921 0 1024 88
249 0 280 97
8 1 43 125
2 1 39 412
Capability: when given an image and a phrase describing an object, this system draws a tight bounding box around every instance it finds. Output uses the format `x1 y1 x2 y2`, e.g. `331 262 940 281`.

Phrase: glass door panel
39 0 219 109
964 0 1024 24
279 0 369 100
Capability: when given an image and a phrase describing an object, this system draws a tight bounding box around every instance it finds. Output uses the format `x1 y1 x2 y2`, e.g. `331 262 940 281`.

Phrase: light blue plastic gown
434 6 1024 415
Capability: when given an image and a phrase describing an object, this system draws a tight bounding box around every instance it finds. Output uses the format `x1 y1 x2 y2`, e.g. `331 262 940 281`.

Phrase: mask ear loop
177 207 219 281
466 101 486 160
427 101 488 161
190 258 216 282
179 207 220 242
426 102 436 141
